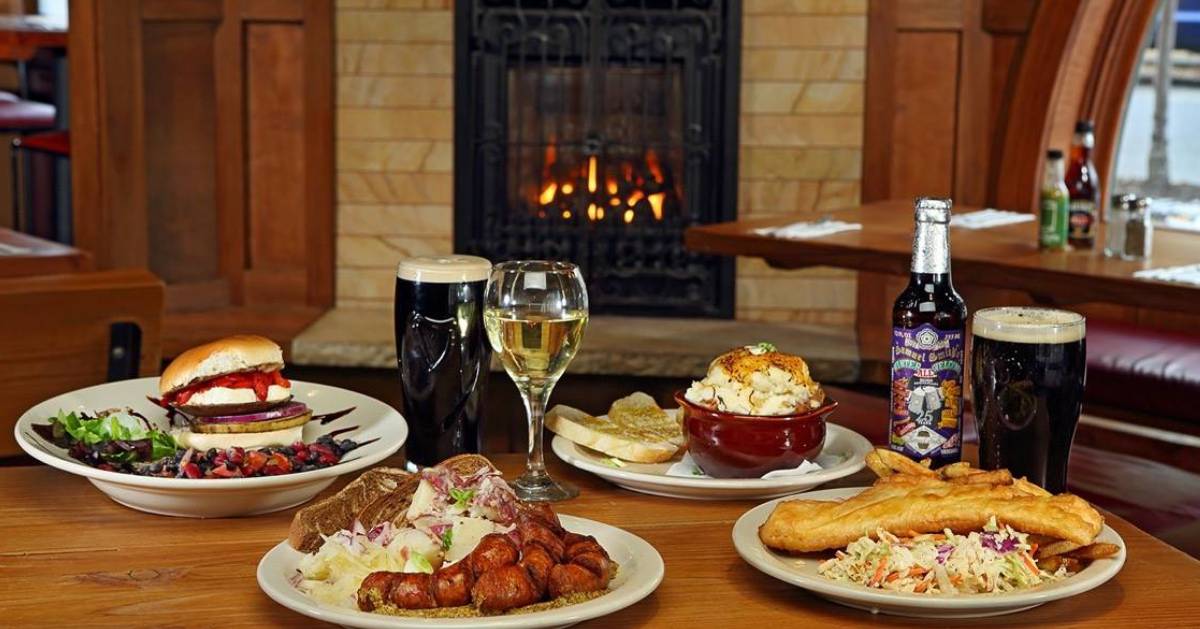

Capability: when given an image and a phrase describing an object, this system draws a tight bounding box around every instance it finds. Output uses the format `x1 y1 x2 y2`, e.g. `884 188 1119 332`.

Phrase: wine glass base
512 473 579 502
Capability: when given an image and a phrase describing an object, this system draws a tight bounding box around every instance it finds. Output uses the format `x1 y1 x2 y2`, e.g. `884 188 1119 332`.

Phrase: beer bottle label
888 324 964 460
1068 200 1096 239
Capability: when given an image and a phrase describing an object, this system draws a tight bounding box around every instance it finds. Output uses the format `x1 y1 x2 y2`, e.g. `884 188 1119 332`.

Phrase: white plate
732 488 1127 618
551 422 872 500
257 514 664 629
14 377 406 518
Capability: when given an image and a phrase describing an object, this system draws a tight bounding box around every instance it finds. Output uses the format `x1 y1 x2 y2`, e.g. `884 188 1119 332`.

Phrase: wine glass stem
521 381 554 479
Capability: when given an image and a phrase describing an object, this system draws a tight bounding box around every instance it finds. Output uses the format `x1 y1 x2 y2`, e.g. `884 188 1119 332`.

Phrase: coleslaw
817 517 1070 594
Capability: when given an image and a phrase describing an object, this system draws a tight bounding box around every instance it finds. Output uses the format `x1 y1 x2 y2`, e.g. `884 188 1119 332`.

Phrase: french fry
865 449 938 478
1038 540 1083 558
1039 556 1084 573
939 462 974 478
1066 543 1121 560
948 469 1013 486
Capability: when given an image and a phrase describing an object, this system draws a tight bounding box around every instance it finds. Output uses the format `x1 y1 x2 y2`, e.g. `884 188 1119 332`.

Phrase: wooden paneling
69 0 334 355
889 32 958 199
143 20 223 288
245 23 307 305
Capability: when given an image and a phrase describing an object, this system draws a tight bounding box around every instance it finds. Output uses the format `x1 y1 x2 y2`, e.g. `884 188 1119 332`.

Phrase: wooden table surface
685 200 1200 314
0 227 90 277
1 451 1198 627
0 14 66 61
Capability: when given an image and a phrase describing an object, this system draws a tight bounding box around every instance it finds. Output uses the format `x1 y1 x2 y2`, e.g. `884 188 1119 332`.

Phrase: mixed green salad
32 409 178 469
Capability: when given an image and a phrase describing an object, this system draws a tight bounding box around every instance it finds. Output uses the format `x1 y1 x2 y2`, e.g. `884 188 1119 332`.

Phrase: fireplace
454 0 741 317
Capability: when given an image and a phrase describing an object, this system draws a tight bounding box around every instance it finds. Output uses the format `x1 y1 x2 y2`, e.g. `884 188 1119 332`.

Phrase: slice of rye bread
287 454 501 552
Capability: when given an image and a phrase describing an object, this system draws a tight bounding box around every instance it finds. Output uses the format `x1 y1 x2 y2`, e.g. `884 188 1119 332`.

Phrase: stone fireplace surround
301 0 867 379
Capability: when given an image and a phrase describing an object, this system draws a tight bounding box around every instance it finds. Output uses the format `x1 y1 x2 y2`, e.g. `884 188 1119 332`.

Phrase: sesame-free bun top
159 335 285 395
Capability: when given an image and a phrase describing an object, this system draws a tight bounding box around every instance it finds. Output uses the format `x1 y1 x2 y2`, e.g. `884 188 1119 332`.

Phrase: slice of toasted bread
287 454 502 552
547 392 684 464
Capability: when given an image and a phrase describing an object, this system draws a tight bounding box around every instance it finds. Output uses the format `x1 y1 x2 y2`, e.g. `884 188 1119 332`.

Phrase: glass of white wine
483 260 588 502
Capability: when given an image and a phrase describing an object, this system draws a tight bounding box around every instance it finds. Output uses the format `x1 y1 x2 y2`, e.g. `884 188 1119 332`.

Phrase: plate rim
256 513 665 628
731 487 1128 611
551 422 872 490
13 377 406 490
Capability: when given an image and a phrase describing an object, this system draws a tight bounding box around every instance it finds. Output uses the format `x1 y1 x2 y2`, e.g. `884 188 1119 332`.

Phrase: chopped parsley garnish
449 487 475 510
441 527 454 550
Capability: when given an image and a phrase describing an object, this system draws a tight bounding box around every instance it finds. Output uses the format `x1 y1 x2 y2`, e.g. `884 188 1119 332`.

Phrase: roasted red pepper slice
165 370 290 406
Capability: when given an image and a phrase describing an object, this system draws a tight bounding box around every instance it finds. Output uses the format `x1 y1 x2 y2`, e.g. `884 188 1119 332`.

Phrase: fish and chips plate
733 449 1125 618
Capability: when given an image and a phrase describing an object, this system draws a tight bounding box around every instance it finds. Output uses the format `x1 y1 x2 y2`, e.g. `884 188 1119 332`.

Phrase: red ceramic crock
675 390 837 479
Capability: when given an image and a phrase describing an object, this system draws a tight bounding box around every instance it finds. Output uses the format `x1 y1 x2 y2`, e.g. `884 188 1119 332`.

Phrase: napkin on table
1134 263 1200 287
665 451 845 479
951 208 1035 230
753 219 862 240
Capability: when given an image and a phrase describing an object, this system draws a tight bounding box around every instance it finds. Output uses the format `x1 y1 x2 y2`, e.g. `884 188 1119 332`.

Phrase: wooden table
685 200 1200 313
1 452 1198 626
0 226 89 277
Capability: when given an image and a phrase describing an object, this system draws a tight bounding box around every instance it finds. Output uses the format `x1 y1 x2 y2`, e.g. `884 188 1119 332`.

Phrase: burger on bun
159 335 312 450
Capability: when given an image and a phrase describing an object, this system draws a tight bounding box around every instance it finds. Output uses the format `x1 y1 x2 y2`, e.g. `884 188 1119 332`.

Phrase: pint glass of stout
972 307 1086 493
395 255 492 469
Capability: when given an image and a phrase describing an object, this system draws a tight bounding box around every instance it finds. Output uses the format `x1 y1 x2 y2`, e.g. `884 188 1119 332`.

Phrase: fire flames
533 142 677 224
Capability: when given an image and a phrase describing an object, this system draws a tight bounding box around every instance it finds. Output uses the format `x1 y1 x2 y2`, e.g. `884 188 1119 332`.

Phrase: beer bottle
888 198 967 466
1065 121 1100 248
1039 149 1069 250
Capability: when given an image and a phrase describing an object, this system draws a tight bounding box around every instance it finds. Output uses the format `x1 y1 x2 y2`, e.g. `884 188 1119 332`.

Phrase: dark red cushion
14 130 69 156
1086 319 1200 426
0 99 54 130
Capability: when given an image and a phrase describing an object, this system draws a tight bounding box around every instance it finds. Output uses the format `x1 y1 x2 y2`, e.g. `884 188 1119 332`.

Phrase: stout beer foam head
972 307 1085 344
397 255 491 284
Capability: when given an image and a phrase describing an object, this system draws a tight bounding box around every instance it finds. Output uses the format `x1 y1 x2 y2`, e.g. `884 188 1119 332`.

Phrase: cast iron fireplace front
454 0 740 317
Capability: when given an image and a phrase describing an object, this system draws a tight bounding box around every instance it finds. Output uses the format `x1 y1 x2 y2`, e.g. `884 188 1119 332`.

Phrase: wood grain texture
686 200 1200 315
0 269 163 456
0 450 1196 627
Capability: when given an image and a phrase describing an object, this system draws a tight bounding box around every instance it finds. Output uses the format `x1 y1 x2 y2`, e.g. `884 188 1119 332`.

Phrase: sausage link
570 551 614 584
468 533 520 578
518 519 566 561
471 564 541 613
357 571 398 611
547 563 605 599
389 573 439 609
432 560 475 607
519 543 555 596
564 536 607 562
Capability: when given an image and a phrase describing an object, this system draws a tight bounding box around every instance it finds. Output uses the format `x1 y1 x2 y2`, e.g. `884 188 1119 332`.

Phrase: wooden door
68 0 333 355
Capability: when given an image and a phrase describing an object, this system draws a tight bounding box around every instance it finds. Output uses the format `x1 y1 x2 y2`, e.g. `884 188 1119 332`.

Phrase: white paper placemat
951 208 1036 230
754 220 862 240
1134 263 1200 287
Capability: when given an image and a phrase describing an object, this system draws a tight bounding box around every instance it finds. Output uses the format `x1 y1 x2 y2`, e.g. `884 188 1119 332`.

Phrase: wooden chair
0 268 163 458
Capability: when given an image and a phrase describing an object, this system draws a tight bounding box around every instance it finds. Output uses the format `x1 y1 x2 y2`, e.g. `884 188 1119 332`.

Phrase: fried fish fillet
758 473 1104 553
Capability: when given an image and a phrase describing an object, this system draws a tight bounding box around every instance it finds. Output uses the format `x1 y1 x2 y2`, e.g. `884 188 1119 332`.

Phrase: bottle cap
1111 193 1137 209
914 197 952 224
1046 149 1064 159
397 255 492 283
1074 120 1094 133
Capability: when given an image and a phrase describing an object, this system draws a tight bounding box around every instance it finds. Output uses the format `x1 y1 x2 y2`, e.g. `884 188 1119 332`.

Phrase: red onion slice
195 402 310 424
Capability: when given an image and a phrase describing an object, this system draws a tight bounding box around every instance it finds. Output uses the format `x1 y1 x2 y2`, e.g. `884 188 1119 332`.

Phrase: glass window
1113 0 1200 232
